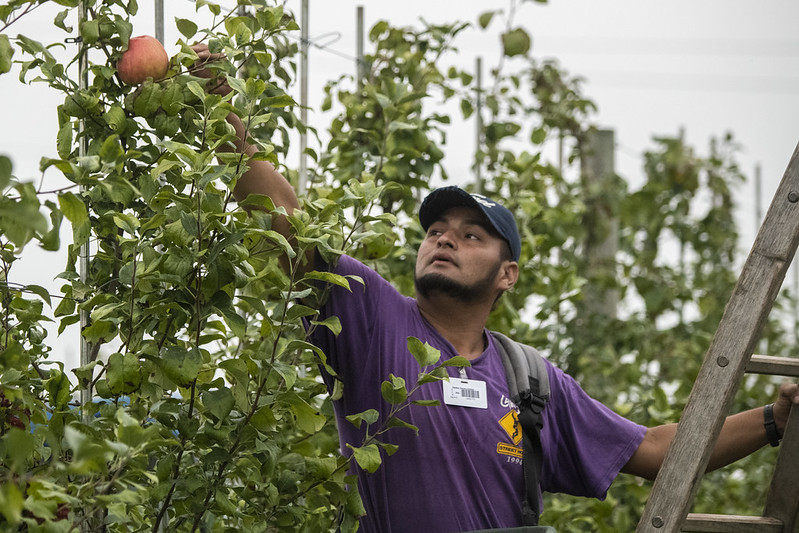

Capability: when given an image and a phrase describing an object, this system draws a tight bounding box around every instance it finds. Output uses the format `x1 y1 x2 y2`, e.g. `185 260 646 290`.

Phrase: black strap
516 385 547 525
490 332 549 526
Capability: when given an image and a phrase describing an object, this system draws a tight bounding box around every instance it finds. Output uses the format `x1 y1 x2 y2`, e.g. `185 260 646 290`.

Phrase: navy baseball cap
419 186 521 262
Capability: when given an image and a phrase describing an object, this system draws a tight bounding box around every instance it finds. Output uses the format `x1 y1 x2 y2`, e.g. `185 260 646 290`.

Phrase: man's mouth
431 253 455 265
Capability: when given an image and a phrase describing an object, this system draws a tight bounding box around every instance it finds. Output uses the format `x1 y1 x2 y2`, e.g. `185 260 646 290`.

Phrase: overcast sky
2 0 798 368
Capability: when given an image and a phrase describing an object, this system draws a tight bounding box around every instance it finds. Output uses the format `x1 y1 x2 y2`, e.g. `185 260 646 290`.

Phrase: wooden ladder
636 143 799 533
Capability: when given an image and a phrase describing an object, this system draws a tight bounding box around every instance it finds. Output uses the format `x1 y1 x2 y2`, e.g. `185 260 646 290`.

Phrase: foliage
0 0 795 531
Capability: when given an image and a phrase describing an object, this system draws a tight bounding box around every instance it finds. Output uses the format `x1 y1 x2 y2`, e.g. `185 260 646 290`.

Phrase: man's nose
437 230 456 248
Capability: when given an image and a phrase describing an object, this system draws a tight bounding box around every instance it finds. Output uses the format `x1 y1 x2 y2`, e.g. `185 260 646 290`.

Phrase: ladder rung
683 513 783 532
746 354 799 377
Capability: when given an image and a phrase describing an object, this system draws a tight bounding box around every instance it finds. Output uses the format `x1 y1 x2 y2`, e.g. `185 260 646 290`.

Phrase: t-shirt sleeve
305 255 396 380
539 362 647 499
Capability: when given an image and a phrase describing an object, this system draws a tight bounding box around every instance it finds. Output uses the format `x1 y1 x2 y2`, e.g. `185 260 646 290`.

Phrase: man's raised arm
192 44 308 267
622 381 799 480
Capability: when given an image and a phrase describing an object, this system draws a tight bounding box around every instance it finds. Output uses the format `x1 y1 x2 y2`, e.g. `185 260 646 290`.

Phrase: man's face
414 206 512 303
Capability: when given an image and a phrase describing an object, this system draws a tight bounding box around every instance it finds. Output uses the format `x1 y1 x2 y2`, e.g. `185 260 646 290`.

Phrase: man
193 45 799 532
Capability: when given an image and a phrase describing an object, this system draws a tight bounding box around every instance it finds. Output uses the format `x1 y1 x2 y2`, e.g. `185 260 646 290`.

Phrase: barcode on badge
457 387 480 399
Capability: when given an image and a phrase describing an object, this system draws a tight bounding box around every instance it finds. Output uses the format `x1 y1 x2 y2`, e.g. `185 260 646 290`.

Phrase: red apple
117 35 169 85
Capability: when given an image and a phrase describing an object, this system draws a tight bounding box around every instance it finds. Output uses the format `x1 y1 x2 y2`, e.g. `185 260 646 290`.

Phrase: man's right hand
189 43 232 96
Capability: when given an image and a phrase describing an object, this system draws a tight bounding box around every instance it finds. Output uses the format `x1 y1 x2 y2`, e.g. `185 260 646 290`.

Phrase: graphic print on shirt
496 404 523 461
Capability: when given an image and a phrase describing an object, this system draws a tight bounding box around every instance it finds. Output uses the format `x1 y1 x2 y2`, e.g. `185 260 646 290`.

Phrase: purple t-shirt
309 256 646 533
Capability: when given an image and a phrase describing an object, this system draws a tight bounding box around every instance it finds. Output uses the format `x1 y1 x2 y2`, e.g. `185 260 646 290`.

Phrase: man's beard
414 262 501 304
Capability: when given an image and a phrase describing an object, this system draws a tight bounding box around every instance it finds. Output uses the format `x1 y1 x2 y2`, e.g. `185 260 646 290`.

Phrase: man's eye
466 233 479 240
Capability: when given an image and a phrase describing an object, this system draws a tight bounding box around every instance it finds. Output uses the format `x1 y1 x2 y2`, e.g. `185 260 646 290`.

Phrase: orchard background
1 0 797 531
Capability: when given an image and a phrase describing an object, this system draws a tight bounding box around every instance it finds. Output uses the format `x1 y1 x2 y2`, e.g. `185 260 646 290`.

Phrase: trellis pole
155 0 164 44
474 56 483 193
77 1 91 420
298 0 309 193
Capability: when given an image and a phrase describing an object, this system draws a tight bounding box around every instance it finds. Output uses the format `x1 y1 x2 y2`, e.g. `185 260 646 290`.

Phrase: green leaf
245 77 266 100
286 304 317 321
303 270 351 290
250 405 277 432
46 369 71 408
161 82 184 115
106 352 143 394
378 441 399 456
58 191 90 245
99 134 123 165
418 366 449 385
502 27 532 57
113 213 140 234
0 155 11 189
478 10 497 29
345 487 366 520
380 374 407 404
79 19 99 45
40 199 62 251
0 482 23 525
72 360 101 389
82 319 116 342
0 34 14 75
56 121 73 159
375 93 392 111
345 409 379 429
176 18 198 39
285 392 326 434
386 416 419 435
460 98 474 119
160 346 202 387
441 355 471 368
202 388 234 422
331 378 344 401
310 316 342 336
186 80 207 102
388 121 417 133
226 77 247 96
407 337 441 368
133 82 163 116
305 456 338 480
0 342 28 372
347 443 382 473
57 191 86 222
262 94 294 108
530 126 547 145
3 429 35 474
412 399 441 407
25 284 51 306
103 104 126 132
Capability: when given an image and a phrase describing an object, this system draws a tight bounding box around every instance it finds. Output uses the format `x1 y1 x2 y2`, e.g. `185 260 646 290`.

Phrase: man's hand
190 43 232 96
773 381 799 434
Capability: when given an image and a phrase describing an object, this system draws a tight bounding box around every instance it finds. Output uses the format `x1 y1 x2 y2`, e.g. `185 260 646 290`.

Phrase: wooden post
580 128 619 319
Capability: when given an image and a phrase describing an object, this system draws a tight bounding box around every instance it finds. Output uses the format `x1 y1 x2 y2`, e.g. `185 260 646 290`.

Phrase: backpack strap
490 331 550 527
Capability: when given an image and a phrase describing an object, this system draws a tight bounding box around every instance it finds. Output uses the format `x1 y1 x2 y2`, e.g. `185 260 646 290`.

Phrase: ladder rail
747 355 799 377
763 405 799 528
636 143 799 533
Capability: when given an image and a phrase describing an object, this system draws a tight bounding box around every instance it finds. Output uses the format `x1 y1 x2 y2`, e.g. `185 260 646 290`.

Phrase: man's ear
498 261 519 291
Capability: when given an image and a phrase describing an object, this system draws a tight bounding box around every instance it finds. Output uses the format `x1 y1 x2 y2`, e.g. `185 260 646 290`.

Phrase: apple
117 35 169 85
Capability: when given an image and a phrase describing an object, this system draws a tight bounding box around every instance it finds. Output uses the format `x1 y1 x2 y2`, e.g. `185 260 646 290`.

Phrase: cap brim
419 187 484 230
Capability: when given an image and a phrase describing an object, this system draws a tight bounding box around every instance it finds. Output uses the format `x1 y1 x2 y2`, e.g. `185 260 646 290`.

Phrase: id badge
442 378 488 409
